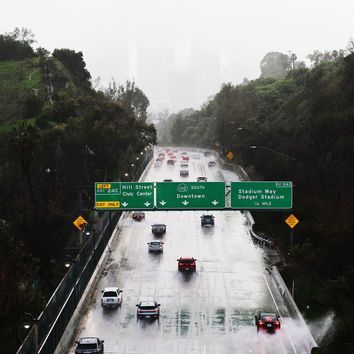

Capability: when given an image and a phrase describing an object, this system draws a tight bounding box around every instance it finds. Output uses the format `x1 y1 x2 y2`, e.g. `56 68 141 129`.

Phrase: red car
132 211 145 221
182 155 189 161
255 312 281 332
177 257 197 272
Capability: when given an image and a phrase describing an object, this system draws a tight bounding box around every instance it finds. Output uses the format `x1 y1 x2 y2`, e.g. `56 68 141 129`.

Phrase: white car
101 287 123 308
180 162 189 168
148 240 164 252
154 160 162 167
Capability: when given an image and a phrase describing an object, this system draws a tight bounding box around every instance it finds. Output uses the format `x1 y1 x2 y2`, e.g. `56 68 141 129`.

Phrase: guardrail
250 229 276 248
17 149 153 354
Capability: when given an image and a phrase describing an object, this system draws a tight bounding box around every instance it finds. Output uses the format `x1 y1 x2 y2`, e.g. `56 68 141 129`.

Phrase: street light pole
24 313 39 354
249 145 296 160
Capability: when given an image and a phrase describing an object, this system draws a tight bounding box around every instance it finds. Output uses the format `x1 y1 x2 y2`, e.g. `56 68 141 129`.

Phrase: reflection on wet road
69 149 313 354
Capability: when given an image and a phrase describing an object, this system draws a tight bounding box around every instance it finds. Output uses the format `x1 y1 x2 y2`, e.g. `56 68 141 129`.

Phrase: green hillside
0 57 44 124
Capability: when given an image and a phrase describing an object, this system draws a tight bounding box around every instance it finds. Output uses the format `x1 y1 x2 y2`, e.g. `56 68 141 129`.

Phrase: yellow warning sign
95 201 120 208
285 214 299 229
226 151 234 160
97 183 111 189
73 216 88 230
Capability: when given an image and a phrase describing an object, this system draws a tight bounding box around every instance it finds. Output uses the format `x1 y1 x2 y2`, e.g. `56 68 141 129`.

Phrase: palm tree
7 122 40 207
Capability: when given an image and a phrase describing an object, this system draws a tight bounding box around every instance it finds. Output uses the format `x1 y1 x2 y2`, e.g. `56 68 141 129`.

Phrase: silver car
148 240 164 252
101 287 123 308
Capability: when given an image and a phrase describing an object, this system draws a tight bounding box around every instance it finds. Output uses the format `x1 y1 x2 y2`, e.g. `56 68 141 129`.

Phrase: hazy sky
1 0 354 112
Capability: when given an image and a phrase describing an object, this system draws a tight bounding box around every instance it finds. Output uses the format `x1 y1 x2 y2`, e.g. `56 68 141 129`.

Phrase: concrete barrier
269 265 318 351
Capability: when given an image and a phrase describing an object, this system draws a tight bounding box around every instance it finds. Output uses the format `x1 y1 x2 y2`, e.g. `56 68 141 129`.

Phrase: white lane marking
262 273 297 354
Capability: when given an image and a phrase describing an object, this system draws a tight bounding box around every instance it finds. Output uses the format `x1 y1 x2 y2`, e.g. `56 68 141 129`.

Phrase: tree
5 27 36 45
52 49 91 87
260 52 291 79
105 80 149 122
307 50 336 67
6 122 40 207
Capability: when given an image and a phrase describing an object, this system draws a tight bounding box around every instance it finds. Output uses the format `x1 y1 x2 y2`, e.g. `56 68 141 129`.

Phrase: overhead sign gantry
95 181 293 210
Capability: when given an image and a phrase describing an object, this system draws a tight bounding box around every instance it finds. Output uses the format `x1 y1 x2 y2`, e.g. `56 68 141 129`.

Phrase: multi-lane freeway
67 148 315 354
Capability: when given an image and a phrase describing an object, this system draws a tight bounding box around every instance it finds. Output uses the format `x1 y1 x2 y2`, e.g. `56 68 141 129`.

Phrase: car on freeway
197 176 208 182
181 155 190 161
151 223 166 234
132 211 145 220
136 300 161 320
255 312 281 332
177 257 197 272
208 161 216 167
156 156 164 162
180 169 189 177
181 151 187 155
173 149 178 153
204 151 211 157
75 337 104 354
201 214 215 226
83 224 93 237
180 162 189 168
167 159 175 165
101 287 123 308
154 160 162 167
148 240 164 252
163 179 173 182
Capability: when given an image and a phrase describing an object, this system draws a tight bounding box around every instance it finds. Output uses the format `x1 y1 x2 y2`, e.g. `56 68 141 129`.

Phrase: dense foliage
161 52 354 352
0 32 156 353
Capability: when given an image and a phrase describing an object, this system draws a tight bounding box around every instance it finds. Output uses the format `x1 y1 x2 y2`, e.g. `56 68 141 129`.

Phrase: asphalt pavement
68 148 314 354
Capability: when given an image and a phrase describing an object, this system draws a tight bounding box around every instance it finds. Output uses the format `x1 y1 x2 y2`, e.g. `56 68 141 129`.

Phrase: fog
1 0 354 112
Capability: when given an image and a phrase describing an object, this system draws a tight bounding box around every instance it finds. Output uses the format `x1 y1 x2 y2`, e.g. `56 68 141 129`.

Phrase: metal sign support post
289 229 294 255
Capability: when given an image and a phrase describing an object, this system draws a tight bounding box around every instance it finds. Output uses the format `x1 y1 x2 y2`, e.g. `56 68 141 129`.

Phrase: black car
75 337 104 353
136 300 160 320
151 224 166 234
208 161 216 167
201 214 215 226
255 312 281 332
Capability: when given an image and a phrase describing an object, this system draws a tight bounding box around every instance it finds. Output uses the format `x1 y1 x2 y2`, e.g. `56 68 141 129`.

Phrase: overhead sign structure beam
94 181 293 211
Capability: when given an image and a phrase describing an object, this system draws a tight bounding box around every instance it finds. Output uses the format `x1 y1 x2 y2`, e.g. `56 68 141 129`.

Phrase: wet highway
69 149 314 354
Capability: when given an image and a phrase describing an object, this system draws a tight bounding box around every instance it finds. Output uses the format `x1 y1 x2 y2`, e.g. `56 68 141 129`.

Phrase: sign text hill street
95 182 154 210
231 181 293 209
156 182 225 209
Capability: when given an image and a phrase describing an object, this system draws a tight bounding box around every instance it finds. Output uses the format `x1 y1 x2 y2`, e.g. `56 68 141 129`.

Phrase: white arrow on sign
121 202 128 207
182 200 189 206
159 200 167 206
144 202 151 207
211 200 219 205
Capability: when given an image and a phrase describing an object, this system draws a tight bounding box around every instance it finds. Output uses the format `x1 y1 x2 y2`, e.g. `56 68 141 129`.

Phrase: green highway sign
95 182 154 210
156 182 225 209
231 181 293 209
